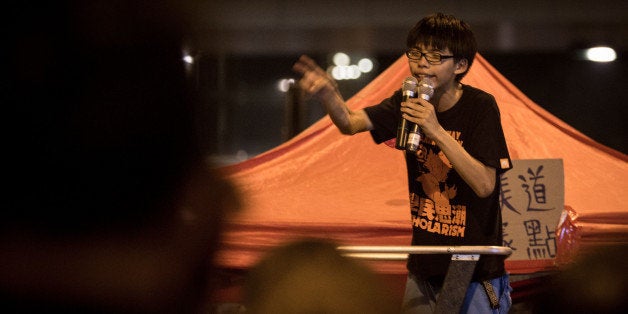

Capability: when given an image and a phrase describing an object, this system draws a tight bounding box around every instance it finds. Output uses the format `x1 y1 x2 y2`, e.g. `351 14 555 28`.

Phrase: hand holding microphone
405 77 434 152
395 77 418 150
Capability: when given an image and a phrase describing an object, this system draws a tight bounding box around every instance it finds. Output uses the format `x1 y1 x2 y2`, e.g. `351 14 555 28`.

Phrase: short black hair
406 13 478 81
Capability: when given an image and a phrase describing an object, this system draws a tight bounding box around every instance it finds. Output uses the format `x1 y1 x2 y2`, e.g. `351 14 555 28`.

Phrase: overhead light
358 58 373 73
327 53 375 81
583 46 617 63
277 78 295 93
330 65 362 80
182 55 194 64
333 52 350 66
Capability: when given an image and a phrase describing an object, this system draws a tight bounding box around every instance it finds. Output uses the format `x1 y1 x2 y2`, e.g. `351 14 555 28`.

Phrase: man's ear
455 58 469 74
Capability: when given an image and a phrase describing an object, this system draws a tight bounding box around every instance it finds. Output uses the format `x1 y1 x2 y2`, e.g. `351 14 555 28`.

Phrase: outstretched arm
292 55 372 135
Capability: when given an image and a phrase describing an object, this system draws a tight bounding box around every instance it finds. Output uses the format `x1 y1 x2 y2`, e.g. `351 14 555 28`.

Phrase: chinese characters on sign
499 159 564 261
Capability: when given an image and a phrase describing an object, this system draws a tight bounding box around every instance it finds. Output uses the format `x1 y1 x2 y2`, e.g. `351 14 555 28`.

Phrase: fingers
296 73 325 93
298 55 318 69
293 54 337 96
292 58 307 75
293 55 323 76
401 99 423 112
402 98 433 110
401 99 433 121
304 78 326 94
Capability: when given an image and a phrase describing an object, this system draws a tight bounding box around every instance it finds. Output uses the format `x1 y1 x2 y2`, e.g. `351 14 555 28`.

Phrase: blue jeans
401 273 512 313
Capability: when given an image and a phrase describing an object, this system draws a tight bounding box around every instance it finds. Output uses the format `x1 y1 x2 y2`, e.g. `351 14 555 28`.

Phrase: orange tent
215 55 628 275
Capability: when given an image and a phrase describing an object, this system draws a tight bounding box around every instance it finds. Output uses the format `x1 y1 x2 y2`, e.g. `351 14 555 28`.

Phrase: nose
416 54 431 67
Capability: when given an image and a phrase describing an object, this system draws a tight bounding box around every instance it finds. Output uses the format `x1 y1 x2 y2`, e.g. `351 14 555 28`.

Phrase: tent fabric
215 54 628 275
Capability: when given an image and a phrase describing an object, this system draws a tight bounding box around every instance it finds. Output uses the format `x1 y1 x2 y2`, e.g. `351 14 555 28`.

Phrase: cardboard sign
500 159 564 261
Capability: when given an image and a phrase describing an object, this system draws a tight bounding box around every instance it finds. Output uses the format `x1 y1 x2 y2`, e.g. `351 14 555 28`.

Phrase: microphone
406 77 434 152
395 77 418 150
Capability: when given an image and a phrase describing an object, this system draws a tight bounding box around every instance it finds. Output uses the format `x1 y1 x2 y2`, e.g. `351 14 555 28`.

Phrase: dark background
186 1 627 163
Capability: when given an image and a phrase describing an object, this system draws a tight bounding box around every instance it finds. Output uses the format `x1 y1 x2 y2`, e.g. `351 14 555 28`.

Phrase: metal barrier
337 245 512 314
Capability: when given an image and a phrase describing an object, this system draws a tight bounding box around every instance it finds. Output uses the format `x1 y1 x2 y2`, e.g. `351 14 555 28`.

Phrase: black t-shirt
364 84 512 282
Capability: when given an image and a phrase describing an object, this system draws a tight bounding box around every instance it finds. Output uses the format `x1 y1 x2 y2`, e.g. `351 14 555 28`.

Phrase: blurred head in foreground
532 244 628 314
243 239 398 314
2 1 239 312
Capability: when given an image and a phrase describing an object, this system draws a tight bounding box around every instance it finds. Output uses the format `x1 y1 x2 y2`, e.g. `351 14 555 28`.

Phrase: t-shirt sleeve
464 93 512 173
363 90 402 144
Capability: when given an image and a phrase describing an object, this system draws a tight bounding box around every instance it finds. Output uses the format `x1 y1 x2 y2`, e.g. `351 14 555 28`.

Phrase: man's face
407 44 466 91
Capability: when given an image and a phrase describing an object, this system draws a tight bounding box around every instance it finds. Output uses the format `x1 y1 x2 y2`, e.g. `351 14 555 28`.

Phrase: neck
433 82 463 112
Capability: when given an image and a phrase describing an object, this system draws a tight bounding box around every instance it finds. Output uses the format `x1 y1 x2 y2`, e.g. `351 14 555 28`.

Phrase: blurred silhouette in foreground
2 1 240 312
531 244 628 314
243 239 398 314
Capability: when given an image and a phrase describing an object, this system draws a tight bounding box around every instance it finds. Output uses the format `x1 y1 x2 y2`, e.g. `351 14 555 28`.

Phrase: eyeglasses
405 49 455 64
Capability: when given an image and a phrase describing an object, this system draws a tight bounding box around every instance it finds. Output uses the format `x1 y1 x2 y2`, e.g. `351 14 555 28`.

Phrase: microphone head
418 77 434 100
402 76 418 92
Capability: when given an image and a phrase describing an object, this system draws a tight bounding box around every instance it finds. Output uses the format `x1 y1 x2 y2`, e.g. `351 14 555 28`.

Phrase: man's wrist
315 82 340 103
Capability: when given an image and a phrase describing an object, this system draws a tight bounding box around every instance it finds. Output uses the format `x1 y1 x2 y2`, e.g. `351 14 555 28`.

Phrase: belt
481 280 500 309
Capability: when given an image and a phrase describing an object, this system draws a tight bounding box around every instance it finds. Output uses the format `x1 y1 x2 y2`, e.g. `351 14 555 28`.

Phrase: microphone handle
395 117 409 150
406 123 421 152
406 93 430 152
395 92 415 150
